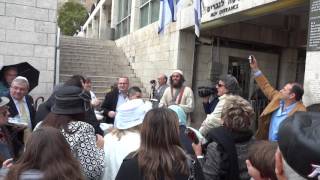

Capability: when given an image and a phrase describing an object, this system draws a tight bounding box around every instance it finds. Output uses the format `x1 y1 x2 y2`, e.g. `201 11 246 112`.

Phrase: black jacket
116 152 204 180
101 88 119 124
7 94 36 129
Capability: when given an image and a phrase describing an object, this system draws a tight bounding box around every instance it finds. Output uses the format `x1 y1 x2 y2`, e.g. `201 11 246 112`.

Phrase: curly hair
221 95 255 131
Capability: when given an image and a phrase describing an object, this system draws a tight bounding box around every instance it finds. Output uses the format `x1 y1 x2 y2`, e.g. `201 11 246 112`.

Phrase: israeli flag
158 0 175 34
175 0 183 21
194 0 201 37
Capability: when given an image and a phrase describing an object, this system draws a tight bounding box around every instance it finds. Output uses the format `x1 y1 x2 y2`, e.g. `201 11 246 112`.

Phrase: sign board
202 0 277 23
307 0 320 51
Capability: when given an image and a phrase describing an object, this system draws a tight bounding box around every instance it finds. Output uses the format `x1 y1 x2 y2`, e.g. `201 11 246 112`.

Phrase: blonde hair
222 95 255 131
111 124 141 140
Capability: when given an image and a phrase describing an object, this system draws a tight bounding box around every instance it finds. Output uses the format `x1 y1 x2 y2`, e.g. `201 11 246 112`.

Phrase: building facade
0 0 58 99
83 0 318 126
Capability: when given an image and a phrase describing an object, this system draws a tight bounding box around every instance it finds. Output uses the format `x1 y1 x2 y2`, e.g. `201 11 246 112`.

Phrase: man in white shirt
159 70 194 114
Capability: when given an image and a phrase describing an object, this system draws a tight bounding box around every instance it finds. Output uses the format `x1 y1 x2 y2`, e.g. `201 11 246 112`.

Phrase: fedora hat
278 112 320 179
51 86 91 115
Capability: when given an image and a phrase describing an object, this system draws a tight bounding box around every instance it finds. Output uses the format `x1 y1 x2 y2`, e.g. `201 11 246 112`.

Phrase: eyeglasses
216 83 225 87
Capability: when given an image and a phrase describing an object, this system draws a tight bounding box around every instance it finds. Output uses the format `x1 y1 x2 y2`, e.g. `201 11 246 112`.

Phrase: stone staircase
59 35 146 99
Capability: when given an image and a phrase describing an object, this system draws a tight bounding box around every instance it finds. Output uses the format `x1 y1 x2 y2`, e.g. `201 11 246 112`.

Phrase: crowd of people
0 55 318 180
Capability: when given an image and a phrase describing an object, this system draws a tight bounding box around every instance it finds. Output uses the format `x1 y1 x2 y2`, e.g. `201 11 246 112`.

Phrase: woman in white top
102 98 151 180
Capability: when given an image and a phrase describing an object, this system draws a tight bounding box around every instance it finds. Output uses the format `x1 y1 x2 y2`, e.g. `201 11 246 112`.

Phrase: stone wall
115 22 185 92
0 0 57 99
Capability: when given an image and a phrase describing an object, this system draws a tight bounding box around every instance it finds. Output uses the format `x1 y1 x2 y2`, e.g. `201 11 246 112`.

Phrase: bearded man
159 70 194 113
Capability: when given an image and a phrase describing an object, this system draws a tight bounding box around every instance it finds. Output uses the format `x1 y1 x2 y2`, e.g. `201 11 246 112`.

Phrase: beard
172 80 183 88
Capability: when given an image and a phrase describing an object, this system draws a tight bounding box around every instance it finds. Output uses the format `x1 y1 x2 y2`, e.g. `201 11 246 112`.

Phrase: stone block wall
0 0 58 99
115 22 184 93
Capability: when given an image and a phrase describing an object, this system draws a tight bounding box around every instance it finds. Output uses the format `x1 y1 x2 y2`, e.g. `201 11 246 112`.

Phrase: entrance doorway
228 56 250 99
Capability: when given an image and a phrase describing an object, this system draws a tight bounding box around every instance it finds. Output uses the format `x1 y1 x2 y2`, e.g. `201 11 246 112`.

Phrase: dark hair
138 108 189 180
128 86 142 98
85 78 92 83
290 82 303 101
5 127 85 180
169 74 185 88
64 75 85 88
219 74 240 95
164 75 168 83
1 67 18 87
248 141 278 180
41 113 84 134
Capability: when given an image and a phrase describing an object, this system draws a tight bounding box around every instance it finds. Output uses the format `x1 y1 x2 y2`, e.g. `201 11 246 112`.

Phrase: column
303 0 320 107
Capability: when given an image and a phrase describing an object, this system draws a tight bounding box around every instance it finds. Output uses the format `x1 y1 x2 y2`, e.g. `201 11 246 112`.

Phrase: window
140 0 160 28
115 0 132 38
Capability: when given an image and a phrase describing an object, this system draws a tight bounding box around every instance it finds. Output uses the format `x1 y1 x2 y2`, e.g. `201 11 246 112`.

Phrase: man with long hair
159 70 194 114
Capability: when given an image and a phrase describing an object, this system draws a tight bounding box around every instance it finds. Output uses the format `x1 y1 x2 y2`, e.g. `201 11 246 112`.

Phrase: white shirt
116 92 128 110
102 131 140 180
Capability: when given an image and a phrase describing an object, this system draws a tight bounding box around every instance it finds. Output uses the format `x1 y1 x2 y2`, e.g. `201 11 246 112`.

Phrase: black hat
278 112 320 179
51 86 91 115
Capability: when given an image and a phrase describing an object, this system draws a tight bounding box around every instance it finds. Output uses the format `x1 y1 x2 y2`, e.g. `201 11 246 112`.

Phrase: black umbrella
0 62 40 92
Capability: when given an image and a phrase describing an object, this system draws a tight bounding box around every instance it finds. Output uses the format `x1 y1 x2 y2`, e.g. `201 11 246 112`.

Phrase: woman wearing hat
0 96 24 167
40 86 104 180
199 74 240 137
116 108 204 180
102 98 151 180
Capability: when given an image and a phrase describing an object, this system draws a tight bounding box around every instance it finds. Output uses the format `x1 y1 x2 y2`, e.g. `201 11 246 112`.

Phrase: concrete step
60 36 115 46
59 36 147 100
60 52 126 60
59 58 129 66
61 47 114 54
59 66 134 74
60 70 137 77
59 59 129 66
60 47 122 54
59 60 119 66
60 74 141 84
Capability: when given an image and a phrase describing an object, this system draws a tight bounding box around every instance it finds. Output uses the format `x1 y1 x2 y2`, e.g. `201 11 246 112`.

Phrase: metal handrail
82 0 106 32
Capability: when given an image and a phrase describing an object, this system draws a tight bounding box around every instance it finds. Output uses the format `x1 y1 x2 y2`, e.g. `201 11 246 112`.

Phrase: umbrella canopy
0 62 40 92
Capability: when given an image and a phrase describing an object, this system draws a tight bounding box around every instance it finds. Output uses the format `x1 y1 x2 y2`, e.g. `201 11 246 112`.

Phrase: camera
198 86 217 97
248 55 253 64
150 80 156 84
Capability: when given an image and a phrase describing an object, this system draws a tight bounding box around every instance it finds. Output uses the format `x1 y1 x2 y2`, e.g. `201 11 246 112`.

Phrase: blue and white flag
175 0 184 21
194 0 201 37
158 0 175 34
